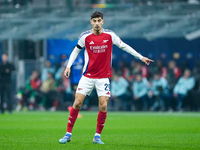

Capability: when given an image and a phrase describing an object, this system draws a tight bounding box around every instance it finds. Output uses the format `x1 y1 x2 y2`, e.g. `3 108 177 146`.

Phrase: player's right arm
64 46 82 78
64 34 85 78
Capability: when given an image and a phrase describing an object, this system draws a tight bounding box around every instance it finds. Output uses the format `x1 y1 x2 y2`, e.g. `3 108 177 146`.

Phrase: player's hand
64 67 71 78
141 57 154 65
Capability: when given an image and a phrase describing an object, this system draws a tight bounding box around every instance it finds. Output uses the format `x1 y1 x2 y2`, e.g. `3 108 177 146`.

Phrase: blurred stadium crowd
0 0 200 113
0 0 199 7
11 57 200 112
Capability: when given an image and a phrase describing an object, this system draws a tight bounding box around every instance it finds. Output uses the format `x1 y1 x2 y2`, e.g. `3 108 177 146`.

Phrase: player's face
90 17 104 31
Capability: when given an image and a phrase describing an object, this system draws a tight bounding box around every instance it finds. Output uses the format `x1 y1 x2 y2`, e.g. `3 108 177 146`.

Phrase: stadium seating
0 1 200 40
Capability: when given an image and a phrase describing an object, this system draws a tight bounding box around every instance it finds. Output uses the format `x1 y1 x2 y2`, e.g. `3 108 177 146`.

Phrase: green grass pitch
0 111 200 150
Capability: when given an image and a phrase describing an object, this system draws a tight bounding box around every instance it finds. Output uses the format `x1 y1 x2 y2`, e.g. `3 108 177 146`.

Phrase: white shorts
76 76 110 97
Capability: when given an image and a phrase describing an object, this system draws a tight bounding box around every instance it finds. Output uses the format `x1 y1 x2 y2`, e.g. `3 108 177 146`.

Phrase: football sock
96 111 107 134
67 107 79 133
66 132 72 136
95 133 101 137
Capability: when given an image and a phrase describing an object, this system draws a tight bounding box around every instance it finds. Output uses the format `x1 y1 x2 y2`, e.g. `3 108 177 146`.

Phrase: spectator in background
0 53 15 114
15 70 41 111
60 54 68 66
173 69 195 111
135 62 148 78
55 71 73 111
168 60 181 79
54 54 68 72
132 72 149 111
38 72 56 111
167 60 182 99
128 60 137 81
148 72 169 111
152 60 167 79
71 55 83 91
41 60 55 81
190 61 200 111
55 61 67 81
130 60 137 74
111 74 129 110
118 61 129 80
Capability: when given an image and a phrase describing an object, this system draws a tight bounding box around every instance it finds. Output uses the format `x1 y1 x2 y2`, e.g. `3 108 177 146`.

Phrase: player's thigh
76 76 95 96
95 78 111 97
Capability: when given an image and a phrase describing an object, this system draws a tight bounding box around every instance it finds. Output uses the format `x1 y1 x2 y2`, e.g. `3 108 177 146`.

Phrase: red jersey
67 29 143 79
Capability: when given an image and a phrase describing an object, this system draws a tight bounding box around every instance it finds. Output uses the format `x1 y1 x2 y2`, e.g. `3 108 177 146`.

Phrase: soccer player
59 11 153 144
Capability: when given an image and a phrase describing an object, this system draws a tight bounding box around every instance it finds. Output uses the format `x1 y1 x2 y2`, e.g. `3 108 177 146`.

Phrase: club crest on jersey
103 40 109 43
89 41 94 44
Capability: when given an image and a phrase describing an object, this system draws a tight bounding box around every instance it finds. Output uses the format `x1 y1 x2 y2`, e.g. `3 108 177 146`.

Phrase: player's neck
92 28 103 35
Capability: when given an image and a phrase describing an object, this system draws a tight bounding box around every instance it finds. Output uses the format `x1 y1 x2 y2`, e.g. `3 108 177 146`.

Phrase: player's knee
100 102 107 111
73 99 83 109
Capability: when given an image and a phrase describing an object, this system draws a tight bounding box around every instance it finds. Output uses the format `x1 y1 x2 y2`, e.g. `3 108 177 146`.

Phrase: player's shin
67 107 80 133
96 111 107 135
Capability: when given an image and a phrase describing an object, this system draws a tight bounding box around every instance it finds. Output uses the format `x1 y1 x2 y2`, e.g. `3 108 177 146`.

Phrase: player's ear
90 20 92 25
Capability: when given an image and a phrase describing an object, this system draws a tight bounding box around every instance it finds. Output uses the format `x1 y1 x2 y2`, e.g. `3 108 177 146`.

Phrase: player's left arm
112 33 154 65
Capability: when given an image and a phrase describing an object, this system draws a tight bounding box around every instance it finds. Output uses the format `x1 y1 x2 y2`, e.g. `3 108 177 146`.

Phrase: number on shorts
104 83 110 91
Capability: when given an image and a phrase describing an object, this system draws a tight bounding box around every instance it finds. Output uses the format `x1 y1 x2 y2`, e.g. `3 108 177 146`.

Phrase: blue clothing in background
55 67 64 81
133 78 149 98
151 77 169 96
173 77 195 96
111 77 129 97
71 55 83 84
41 67 55 81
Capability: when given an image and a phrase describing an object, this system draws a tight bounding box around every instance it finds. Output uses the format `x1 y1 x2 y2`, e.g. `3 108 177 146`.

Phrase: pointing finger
148 59 154 62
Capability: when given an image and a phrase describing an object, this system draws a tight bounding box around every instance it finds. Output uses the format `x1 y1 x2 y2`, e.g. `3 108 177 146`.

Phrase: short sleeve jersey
78 29 122 79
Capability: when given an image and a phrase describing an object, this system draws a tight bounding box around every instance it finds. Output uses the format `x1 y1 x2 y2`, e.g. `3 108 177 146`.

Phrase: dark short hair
91 11 103 20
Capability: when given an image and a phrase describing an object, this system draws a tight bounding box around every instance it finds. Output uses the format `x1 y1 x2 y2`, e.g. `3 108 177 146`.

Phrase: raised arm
112 33 154 65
